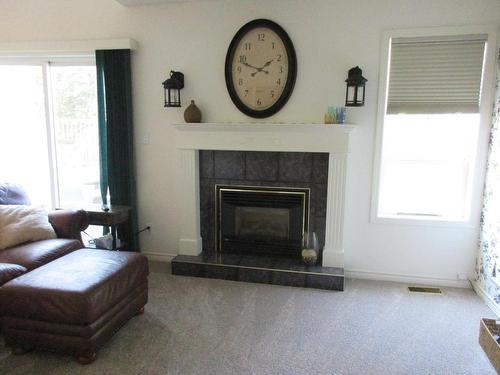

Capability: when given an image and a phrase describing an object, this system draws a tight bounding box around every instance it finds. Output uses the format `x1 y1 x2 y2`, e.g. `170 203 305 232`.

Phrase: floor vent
408 286 442 294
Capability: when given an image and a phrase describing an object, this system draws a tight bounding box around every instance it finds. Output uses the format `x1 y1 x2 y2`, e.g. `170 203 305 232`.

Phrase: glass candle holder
324 106 346 124
302 231 319 266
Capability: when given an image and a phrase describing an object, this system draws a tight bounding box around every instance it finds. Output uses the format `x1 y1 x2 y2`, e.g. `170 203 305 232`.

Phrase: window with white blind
372 27 496 225
387 36 486 115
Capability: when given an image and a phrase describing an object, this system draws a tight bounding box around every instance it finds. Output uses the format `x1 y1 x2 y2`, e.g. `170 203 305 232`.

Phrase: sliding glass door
0 65 52 206
0 58 100 209
50 64 100 207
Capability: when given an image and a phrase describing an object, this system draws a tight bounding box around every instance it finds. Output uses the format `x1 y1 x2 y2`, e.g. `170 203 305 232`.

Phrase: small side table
86 204 131 250
59 204 131 250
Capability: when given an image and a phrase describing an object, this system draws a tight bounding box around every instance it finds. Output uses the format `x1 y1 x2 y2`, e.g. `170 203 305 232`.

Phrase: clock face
225 19 297 118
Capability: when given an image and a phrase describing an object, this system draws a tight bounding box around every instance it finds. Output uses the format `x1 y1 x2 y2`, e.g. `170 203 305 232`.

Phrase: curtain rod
0 38 138 55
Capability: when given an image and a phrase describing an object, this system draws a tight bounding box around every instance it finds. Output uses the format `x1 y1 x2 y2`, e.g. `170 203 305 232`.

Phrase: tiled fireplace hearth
170 123 354 291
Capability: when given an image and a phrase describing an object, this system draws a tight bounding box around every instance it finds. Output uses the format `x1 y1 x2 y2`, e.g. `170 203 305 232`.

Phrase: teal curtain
96 52 108 205
96 49 139 252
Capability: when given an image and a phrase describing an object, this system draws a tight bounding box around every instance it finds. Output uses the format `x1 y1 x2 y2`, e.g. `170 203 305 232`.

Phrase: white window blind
387 35 487 114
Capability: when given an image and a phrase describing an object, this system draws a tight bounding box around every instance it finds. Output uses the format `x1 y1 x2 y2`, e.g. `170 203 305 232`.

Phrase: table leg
111 225 117 250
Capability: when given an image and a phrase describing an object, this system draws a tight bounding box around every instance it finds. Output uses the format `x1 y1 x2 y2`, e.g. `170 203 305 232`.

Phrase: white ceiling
115 0 217 5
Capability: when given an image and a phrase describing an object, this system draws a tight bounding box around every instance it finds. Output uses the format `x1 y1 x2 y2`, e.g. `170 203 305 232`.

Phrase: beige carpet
0 261 496 375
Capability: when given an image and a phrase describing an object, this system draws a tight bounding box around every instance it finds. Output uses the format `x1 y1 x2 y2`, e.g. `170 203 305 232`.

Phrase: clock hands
241 59 275 76
251 70 268 77
241 61 260 71
262 59 274 68
241 62 268 76
249 59 275 77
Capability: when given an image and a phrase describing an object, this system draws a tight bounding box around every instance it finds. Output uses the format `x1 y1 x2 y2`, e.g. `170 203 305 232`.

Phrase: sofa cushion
0 239 81 271
0 249 149 325
0 263 27 286
0 205 56 250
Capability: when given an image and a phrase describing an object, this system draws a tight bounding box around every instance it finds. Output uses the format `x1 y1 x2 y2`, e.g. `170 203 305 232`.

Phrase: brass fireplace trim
214 184 311 253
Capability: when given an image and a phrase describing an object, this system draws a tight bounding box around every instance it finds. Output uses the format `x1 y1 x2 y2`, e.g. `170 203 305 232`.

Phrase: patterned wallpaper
475 49 500 304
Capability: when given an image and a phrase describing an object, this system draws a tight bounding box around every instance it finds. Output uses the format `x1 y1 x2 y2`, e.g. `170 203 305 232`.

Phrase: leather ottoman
0 249 148 364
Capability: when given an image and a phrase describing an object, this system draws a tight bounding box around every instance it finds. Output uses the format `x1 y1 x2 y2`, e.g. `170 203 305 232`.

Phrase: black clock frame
225 19 297 119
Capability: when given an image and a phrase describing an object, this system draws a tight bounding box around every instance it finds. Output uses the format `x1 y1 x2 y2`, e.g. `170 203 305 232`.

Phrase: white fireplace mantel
174 122 355 268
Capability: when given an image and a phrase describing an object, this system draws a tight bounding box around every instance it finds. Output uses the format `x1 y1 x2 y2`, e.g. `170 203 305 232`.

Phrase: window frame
0 54 97 209
371 25 498 227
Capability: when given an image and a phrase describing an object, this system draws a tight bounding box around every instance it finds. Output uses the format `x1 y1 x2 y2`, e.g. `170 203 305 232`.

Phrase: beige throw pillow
0 205 56 250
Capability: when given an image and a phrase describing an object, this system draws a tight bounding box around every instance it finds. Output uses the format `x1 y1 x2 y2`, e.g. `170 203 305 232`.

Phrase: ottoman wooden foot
12 346 31 355
77 353 97 365
136 307 145 316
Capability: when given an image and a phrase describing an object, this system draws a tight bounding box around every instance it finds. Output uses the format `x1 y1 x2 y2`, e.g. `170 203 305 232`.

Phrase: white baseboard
140 251 472 289
345 268 470 288
141 251 177 262
470 280 500 318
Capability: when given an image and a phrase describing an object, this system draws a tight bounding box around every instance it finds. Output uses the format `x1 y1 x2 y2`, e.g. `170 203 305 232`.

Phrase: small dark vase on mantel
184 100 202 123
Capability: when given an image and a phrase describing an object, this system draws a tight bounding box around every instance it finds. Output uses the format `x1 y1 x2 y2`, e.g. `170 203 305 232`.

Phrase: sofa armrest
48 209 89 245
0 263 27 286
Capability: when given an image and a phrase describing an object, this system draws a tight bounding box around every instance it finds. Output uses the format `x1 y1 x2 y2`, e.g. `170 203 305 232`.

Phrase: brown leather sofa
0 183 89 285
0 183 149 363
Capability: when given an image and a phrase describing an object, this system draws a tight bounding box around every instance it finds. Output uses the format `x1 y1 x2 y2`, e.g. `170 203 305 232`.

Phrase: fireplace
173 123 353 270
171 123 352 291
215 185 310 257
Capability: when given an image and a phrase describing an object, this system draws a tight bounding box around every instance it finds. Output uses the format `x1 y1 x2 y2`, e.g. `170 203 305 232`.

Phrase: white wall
1 0 499 286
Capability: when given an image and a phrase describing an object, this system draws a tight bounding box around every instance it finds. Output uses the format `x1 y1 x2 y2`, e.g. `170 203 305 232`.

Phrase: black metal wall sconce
345 66 367 107
162 71 184 107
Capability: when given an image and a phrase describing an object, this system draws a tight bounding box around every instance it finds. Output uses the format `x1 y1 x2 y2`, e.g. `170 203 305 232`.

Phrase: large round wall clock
225 19 297 118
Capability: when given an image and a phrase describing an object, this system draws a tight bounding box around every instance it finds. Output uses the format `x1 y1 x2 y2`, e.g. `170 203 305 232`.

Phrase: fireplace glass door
216 185 310 257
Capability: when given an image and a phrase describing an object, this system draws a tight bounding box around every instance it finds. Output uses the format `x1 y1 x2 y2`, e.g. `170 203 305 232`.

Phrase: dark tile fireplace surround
200 150 328 256
171 150 344 291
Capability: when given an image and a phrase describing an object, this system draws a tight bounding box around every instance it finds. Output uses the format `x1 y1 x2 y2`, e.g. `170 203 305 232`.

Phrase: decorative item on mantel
325 106 346 124
184 100 202 123
162 70 184 107
345 66 367 107
301 231 319 266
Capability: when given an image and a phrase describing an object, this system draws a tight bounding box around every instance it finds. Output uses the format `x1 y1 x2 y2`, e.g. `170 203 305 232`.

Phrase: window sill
371 214 477 228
